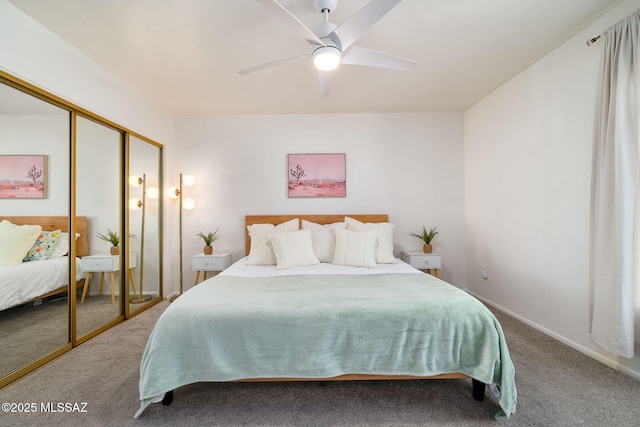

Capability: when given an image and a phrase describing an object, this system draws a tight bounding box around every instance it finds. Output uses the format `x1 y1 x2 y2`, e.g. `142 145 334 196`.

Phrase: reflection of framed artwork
0 155 47 199
288 153 346 198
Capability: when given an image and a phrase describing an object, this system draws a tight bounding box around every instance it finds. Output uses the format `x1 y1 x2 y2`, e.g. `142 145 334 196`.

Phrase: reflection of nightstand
81 253 137 304
401 251 442 278
192 253 232 285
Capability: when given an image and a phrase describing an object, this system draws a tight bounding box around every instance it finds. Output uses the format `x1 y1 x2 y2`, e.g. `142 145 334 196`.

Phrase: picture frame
0 155 47 199
288 153 346 198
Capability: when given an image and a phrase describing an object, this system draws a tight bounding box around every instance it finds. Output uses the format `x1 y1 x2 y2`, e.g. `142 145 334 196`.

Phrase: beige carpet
0 300 639 426
0 294 121 378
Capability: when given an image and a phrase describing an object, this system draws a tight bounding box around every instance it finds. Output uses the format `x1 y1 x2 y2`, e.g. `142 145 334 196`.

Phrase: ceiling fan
238 0 416 96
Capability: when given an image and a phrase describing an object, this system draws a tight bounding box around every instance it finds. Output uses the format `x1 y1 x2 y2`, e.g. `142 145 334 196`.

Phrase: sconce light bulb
129 175 143 187
146 187 159 199
182 197 196 210
182 174 196 187
129 198 143 210
167 187 180 199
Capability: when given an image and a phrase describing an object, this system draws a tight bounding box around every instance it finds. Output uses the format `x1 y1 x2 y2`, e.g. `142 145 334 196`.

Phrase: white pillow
332 228 378 268
246 218 299 265
269 229 320 270
301 220 346 262
0 220 42 266
49 232 81 258
345 216 397 264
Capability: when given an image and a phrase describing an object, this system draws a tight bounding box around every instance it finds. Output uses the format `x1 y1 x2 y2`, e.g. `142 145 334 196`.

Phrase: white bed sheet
219 256 422 278
0 257 84 311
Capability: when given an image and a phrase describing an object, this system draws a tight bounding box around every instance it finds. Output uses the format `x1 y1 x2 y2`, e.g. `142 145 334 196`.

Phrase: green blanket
136 273 516 418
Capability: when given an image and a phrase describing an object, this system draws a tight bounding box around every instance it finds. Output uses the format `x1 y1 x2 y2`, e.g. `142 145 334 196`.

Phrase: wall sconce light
168 173 196 296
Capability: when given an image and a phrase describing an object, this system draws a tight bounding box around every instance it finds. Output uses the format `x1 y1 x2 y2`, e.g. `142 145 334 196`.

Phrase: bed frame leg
472 379 485 401
162 390 174 406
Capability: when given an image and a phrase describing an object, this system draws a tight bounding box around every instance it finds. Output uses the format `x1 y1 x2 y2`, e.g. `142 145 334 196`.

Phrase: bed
136 215 516 419
0 216 88 311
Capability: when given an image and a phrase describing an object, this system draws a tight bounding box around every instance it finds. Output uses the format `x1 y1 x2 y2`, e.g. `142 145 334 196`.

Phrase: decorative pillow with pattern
23 229 62 262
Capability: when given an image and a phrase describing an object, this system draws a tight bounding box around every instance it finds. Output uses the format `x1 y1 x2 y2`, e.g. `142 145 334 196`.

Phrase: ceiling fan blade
237 53 310 75
256 0 326 46
318 70 332 97
331 0 402 51
341 45 416 71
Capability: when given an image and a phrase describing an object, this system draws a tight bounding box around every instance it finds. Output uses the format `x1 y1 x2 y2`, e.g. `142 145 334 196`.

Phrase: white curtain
590 9 640 358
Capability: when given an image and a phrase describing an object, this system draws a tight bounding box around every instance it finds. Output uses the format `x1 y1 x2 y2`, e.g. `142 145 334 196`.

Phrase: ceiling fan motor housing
314 0 338 13
313 21 341 48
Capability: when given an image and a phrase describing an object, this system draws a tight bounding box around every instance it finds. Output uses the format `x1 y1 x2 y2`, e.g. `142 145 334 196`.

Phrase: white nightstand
192 253 232 285
81 253 137 304
401 251 442 278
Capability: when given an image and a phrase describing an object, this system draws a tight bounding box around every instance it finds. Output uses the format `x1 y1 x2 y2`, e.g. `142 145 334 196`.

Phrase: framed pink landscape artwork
288 153 346 198
0 155 47 199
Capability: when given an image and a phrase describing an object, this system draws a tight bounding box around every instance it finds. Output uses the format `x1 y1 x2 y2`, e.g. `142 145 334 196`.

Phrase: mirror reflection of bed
0 216 88 378
0 215 128 378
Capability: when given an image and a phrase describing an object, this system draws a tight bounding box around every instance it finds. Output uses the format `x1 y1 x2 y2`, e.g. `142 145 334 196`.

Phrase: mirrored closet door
75 116 124 338
127 135 163 315
0 71 164 389
0 81 71 380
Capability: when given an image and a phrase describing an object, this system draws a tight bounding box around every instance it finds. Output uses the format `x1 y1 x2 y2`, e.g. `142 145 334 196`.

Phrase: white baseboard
467 291 640 381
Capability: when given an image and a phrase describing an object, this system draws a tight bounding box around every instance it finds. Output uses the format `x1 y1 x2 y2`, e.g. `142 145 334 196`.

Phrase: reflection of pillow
246 218 299 265
23 229 62 262
332 229 378 268
49 232 81 258
269 229 320 270
301 220 346 262
0 220 42 266
345 217 396 264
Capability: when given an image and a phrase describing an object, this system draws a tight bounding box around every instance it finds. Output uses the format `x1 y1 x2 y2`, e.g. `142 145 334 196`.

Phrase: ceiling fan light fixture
313 46 341 70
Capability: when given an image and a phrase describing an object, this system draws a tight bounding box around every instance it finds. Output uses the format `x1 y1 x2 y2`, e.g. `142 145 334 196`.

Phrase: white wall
464 0 640 379
174 113 465 292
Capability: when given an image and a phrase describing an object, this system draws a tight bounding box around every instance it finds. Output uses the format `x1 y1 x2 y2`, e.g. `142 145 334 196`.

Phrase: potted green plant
410 226 439 253
96 229 136 255
197 229 220 255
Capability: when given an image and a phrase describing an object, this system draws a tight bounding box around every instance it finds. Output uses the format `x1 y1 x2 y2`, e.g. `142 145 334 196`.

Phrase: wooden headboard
0 216 89 257
245 214 388 256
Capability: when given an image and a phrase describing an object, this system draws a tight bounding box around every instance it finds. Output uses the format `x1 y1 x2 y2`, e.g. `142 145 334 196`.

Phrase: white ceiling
8 0 623 116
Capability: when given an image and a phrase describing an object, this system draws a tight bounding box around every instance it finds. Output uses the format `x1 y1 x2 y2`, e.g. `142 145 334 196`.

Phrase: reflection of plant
96 229 136 246
197 229 220 246
26 164 42 186
290 163 306 184
410 226 439 244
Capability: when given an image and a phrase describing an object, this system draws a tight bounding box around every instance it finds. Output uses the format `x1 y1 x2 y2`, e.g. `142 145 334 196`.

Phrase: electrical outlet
481 269 488 280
